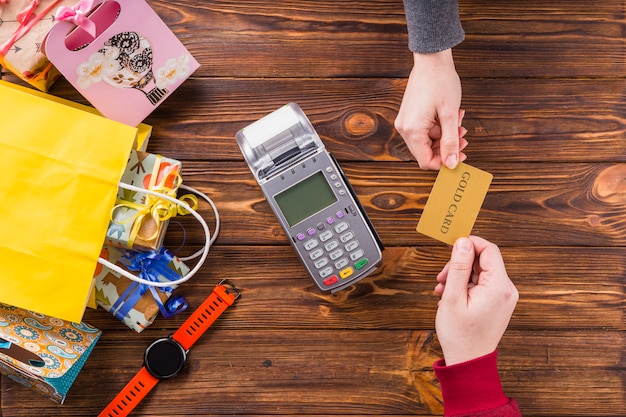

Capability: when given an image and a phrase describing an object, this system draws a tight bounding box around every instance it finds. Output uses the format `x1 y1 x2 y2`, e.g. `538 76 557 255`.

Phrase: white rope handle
177 184 220 261
96 183 219 288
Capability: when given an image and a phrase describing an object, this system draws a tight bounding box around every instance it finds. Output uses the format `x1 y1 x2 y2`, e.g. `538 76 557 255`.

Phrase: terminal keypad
296 209 370 288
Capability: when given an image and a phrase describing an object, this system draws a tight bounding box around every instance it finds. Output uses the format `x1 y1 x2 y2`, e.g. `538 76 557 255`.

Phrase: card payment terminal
236 103 384 293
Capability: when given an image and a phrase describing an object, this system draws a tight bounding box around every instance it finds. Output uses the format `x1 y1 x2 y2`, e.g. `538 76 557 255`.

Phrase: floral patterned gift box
104 149 192 252
0 303 101 404
94 245 189 333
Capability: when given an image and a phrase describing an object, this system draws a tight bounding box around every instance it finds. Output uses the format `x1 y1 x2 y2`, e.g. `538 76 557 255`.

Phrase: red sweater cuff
433 350 510 416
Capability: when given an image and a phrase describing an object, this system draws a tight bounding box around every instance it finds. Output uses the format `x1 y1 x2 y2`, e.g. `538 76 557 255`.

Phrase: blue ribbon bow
110 248 188 323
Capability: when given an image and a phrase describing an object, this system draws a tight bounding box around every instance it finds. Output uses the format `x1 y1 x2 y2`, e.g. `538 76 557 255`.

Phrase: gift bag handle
97 183 219 288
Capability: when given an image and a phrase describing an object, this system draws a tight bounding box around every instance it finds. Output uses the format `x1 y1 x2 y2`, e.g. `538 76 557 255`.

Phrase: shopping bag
0 80 137 323
0 78 153 150
43 0 200 126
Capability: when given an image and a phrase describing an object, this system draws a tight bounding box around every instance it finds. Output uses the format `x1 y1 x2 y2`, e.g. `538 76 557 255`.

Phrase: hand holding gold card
416 163 493 245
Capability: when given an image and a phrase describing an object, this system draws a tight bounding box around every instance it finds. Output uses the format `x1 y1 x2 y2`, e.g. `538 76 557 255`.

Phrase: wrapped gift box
105 150 182 252
95 246 189 333
0 303 101 404
0 0 77 91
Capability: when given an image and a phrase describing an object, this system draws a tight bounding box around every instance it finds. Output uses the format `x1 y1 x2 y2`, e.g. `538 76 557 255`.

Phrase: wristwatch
98 279 241 417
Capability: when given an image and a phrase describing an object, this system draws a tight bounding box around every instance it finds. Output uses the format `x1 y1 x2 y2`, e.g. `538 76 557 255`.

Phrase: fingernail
455 237 471 252
445 154 458 169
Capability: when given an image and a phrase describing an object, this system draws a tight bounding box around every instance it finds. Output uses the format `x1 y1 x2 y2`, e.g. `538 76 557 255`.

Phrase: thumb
440 114 460 169
441 237 475 303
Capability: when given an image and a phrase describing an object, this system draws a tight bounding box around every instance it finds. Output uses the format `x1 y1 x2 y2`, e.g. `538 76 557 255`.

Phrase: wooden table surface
1 1 625 416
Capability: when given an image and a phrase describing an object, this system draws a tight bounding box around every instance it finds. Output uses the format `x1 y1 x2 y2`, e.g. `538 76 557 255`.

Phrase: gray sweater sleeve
402 0 464 53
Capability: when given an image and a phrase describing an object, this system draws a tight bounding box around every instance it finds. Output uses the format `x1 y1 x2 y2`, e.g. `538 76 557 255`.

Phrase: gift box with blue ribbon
94 245 188 332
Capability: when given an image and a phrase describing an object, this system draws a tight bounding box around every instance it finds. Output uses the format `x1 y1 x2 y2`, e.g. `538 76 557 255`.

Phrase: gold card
416 163 493 245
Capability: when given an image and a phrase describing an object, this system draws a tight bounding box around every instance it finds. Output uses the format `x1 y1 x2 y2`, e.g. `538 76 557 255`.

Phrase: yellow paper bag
0 80 137 322
0 80 153 151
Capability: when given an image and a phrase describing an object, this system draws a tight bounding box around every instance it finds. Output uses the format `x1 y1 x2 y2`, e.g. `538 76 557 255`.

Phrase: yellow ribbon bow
112 155 198 248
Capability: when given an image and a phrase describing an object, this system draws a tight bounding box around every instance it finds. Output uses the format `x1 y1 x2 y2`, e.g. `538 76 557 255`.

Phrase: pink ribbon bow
55 0 96 37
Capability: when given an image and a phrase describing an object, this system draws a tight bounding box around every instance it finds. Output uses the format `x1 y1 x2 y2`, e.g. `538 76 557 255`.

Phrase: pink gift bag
43 0 199 126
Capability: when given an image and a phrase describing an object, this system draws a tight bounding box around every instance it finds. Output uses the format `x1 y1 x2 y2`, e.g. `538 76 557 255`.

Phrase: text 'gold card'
416 163 493 245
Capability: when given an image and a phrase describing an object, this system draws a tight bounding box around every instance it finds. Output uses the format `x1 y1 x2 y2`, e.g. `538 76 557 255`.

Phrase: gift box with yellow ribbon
104 149 196 252
94 246 189 332
0 0 77 91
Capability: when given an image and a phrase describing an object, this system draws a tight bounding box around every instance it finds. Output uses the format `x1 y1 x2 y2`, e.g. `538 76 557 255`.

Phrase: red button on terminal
323 276 338 286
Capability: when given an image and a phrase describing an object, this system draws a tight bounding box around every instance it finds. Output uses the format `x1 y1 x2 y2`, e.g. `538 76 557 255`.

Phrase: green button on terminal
354 258 368 270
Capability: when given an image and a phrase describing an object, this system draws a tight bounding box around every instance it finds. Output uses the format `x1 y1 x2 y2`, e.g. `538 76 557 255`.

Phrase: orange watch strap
99 281 239 417
98 366 159 417
171 281 238 351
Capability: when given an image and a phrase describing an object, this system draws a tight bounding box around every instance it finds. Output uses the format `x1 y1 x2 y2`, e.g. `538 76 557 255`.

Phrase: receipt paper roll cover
0 303 101 404
105 149 186 252
0 0 77 91
94 245 189 333
43 0 200 126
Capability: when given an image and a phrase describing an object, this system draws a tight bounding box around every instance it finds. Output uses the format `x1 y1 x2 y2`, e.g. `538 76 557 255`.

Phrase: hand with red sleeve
433 236 521 416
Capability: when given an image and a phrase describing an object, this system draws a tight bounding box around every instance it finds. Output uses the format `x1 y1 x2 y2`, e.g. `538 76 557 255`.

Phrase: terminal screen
274 171 337 227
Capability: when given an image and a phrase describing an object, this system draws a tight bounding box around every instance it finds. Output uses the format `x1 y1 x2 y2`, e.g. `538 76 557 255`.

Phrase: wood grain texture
39 78 626 163
1 329 624 416
1 0 625 416
118 0 626 79
156 161 626 247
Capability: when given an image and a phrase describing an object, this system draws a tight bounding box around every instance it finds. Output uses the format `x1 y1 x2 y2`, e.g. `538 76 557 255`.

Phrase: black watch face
144 338 186 379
